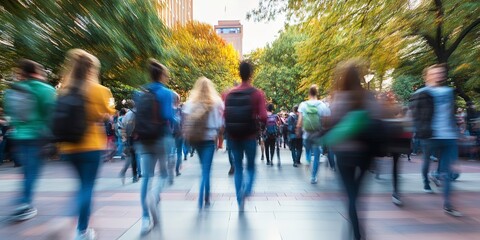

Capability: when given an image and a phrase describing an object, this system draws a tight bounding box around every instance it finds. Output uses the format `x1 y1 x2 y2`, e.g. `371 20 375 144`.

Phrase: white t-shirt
182 100 224 141
298 99 331 139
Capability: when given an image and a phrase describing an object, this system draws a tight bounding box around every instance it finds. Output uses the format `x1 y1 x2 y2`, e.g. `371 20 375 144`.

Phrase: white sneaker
148 194 160 227
75 228 97 240
140 217 152 235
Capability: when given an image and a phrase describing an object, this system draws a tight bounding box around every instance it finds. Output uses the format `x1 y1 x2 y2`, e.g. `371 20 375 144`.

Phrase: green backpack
303 103 321 132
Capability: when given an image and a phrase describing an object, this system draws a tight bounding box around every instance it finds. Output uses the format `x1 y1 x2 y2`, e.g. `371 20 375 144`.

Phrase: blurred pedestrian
119 100 140 184
296 85 330 184
183 77 224 209
410 63 462 217
224 61 267 211
327 60 382 240
264 103 281 166
4 59 56 222
287 105 302 167
134 59 174 234
56 49 115 240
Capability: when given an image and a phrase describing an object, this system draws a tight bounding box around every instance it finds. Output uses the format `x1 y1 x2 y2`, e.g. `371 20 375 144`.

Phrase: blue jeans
14 140 44 205
426 139 457 208
304 138 322 179
62 151 101 232
230 139 256 204
226 138 234 167
116 135 124 156
137 137 171 218
194 140 215 206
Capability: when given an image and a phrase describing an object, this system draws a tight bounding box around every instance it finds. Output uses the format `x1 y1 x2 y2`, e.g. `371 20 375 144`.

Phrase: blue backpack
265 114 278 138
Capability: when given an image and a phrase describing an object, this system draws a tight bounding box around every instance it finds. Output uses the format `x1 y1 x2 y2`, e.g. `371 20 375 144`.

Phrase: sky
193 0 286 55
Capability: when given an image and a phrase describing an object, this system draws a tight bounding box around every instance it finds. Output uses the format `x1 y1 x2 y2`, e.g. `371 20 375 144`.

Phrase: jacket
409 88 433 139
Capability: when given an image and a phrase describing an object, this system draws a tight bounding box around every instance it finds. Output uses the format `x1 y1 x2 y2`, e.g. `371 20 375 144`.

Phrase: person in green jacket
4 59 56 222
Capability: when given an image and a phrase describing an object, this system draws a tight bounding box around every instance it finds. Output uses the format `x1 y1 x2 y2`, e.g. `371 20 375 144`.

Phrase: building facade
155 0 193 28
214 20 243 58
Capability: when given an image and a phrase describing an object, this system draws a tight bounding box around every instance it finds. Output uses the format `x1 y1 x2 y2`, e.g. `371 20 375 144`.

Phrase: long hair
58 49 100 95
187 77 222 109
332 60 368 109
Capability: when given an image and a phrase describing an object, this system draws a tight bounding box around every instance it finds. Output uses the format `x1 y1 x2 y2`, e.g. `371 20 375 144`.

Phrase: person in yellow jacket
57 49 115 240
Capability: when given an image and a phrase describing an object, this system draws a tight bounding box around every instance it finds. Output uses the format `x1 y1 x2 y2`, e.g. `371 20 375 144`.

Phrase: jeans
194 140 215 206
289 137 303 163
392 153 400 194
336 151 371 240
174 137 183 173
63 151 101 232
304 138 321 179
137 137 171 217
120 137 138 178
428 139 458 208
230 139 256 205
421 139 432 185
14 140 44 205
116 135 124 156
264 137 276 163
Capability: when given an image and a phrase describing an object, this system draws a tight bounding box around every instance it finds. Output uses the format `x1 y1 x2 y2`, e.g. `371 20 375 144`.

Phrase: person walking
224 61 267 211
119 100 140 184
287 106 303 167
135 59 174 235
56 49 116 240
5 59 56 222
264 103 280 166
183 77 224 209
296 85 330 184
327 60 382 240
410 64 462 217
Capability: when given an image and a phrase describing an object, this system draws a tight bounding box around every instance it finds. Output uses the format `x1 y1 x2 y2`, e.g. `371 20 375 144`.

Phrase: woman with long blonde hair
57 49 115 240
183 77 224 208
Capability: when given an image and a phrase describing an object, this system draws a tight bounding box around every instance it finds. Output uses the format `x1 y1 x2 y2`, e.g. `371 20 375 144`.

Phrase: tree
249 0 480 102
247 27 307 110
166 21 239 100
0 0 169 104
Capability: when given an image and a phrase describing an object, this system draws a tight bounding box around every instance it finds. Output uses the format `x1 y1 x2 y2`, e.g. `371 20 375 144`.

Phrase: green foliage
249 0 480 103
391 75 423 105
247 27 307 110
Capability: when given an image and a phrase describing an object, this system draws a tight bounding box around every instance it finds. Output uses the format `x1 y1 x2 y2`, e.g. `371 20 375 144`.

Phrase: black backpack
52 89 87 143
134 87 165 141
224 88 257 138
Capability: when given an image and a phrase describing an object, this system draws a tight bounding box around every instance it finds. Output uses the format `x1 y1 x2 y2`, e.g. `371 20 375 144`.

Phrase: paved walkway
1 147 480 240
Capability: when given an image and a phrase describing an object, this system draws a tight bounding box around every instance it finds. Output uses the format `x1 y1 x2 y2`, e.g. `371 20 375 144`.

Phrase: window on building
216 27 241 34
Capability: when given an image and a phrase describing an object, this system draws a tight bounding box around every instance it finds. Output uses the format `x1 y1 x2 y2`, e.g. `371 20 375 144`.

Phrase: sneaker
392 194 403 206
293 163 298 168
277 162 281 167
423 184 434 193
228 167 234 176
176 171 181 177
444 207 463 217
148 194 160 227
75 228 97 240
132 177 139 183
140 217 152 235
261 155 264 161
310 177 318 184
429 174 441 187
10 204 37 222
430 155 438 162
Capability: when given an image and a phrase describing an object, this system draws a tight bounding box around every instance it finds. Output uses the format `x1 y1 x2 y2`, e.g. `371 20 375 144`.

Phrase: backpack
51 89 87 143
105 121 114 137
183 104 210 144
287 114 298 134
303 103 321 132
224 88 257 138
6 83 37 123
265 114 278 139
171 108 182 138
134 87 165 141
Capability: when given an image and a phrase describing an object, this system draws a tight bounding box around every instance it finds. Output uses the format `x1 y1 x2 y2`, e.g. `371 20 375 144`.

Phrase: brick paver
1 147 479 239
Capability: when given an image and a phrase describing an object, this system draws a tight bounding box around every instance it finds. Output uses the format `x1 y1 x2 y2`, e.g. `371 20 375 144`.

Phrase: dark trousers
336 152 371 240
392 153 400 194
264 137 276 163
63 151 101 232
120 137 138 178
290 138 303 163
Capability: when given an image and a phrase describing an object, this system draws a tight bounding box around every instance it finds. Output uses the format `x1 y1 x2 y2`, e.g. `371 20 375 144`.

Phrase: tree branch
446 17 480 58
